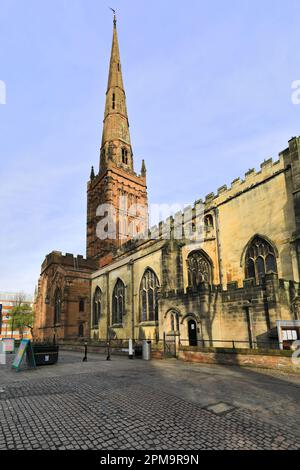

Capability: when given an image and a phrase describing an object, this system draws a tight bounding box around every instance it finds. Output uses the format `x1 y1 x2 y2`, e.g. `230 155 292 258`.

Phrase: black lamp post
83 342 88 362
106 327 112 361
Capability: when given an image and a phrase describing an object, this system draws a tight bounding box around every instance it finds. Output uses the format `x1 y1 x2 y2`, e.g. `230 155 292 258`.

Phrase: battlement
87 161 146 191
202 136 299 208
111 137 300 253
203 155 284 207
42 251 97 273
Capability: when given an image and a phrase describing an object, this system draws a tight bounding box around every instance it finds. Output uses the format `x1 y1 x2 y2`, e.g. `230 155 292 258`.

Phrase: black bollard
83 342 88 362
106 341 111 361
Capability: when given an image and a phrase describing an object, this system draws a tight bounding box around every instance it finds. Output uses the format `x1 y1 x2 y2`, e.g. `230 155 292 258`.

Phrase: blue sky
0 0 300 295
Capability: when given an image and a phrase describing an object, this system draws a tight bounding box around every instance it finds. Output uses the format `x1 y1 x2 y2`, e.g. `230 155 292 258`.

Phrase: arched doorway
78 323 84 338
163 309 181 358
188 319 198 346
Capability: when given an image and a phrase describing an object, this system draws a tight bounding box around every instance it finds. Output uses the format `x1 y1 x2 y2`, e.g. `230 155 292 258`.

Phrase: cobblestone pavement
0 352 299 450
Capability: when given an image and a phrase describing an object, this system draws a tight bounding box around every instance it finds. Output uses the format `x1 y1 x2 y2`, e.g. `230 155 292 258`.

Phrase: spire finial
90 166 95 180
141 160 147 177
109 7 117 27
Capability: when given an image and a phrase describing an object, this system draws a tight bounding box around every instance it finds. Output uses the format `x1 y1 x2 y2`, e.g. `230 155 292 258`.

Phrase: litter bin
134 344 143 358
33 344 59 366
142 340 152 361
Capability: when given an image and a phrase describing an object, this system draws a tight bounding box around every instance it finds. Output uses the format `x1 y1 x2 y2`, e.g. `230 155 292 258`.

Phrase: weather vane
109 7 117 25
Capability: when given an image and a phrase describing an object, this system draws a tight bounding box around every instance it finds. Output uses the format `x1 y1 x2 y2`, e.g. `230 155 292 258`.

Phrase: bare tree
13 292 27 307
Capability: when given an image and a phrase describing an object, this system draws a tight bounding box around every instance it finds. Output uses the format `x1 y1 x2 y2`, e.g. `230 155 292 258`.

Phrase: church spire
107 14 124 91
100 15 133 173
87 14 148 262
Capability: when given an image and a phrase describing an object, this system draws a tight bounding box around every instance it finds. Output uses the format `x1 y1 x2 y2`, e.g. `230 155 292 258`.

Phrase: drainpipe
129 259 135 342
244 302 255 349
213 207 223 287
213 207 224 340
106 272 111 360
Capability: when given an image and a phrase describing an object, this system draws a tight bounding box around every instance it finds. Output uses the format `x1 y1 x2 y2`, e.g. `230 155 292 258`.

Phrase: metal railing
59 336 282 354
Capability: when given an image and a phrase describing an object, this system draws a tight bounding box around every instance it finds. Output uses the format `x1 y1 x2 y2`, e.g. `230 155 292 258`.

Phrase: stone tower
87 16 148 266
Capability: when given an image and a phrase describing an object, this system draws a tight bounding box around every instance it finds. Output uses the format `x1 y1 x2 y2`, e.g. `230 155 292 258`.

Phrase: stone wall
34 252 97 343
178 347 299 373
86 164 148 265
91 240 165 342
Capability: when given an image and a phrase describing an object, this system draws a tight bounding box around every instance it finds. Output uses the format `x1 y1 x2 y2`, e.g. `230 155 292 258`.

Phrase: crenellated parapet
203 153 290 210
41 251 98 274
116 137 299 252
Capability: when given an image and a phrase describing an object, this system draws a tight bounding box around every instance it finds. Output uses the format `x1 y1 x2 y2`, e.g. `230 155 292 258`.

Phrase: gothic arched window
122 148 128 165
92 287 102 328
79 299 85 313
112 279 125 325
187 251 212 287
54 289 62 325
112 93 116 110
170 311 180 332
204 214 214 229
245 236 277 283
140 269 159 323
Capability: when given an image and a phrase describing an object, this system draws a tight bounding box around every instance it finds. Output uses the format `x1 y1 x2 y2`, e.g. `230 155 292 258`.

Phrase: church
34 17 300 351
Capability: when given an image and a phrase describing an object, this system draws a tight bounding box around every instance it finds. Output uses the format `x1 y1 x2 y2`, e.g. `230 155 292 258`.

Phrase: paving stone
205 402 236 415
0 352 299 450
